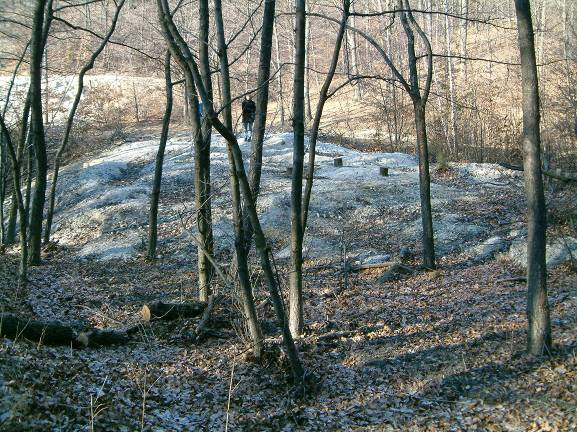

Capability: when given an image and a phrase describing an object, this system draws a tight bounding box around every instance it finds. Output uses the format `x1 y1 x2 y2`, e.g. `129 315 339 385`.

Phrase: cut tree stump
379 167 389 176
334 157 343 167
0 313 75 345
141 301 207 321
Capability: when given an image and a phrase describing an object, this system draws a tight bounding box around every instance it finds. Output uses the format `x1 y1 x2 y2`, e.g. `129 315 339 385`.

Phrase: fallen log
141 301 207 321
0 313 75 345
76 326 139 347
498 162 577 182
349 261 395 272
314 324 388 343
496 276 527 284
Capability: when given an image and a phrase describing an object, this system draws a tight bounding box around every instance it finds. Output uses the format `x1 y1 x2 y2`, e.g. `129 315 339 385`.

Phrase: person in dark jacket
241 95 256 141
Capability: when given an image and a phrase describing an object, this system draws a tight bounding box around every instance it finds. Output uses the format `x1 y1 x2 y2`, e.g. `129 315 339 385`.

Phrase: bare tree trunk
347 13 362 100
44 0 125 244
148 51 173 260
0 136 5 244
273 23 285 126
400 0 436 269
514 0 551 356
3 47 30 245
43 45 49 126
25 138 33 224
196 0 214 301
304 1 312 121
444 0 458 154
28 0 52 265
460 0 469 78
289 0 306 337
248 0 277 204
0 115 28 282
302 1 350 231
214 0 264 360
5 91 31 245
238 0 277 264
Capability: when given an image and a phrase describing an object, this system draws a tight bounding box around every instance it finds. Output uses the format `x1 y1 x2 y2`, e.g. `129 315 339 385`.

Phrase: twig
224 358 236 432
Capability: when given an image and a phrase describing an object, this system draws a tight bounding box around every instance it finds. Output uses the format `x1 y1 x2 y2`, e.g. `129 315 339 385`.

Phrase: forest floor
0 129 576 431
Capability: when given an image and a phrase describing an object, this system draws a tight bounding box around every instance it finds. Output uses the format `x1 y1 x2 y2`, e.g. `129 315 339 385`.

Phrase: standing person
242 95 256 141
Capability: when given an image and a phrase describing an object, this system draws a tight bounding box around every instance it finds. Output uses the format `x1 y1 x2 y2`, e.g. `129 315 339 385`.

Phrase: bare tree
0 114 28 283
44 0 126 245
214 0 264 359
242 0 277 255
28 0 53 265
147 50 173 260
196 0 215 302
289 0 306 337
301 0 350 232
398 0 436 269
514 0 551 356
311 0 436 268
156 0 305 381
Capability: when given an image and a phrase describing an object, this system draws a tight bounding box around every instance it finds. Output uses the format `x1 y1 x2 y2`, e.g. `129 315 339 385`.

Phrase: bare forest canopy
0 0 576 165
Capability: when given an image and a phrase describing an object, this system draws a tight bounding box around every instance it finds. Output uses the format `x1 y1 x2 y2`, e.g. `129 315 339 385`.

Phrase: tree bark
0 313 73 346
148 50 173 260
28 0 52 265
196 0 215 302
514 0 551 356
413 101 435 268
289 0 306 338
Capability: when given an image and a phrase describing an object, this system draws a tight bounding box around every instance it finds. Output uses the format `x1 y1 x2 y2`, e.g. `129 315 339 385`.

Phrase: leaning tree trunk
214 0 263 359
44 0 125 244
514 0 551 356
302 0 349 231
289 0 306 338
156 0 304 382
28 0 51 265
148 51 173 260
